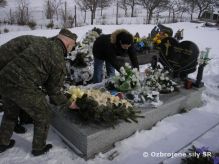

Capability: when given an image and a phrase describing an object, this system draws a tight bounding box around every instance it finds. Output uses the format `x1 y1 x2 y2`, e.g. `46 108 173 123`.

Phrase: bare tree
76 0 89 23
76 0 99 25
15 0 30 25
44 0 55 19
139 0 169 24
118 0 129 16
126 0 140 17
98 0 111 16
168 0 185 23
49 0 64 21
216 0 219 6
178 2 188 21
195 0 216 18
0 0 7 7
5 8 16 24
60 1 74 28
183 0 197 20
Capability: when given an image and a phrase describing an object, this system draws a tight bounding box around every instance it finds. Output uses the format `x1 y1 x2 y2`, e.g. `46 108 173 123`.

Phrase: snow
0 22 219 164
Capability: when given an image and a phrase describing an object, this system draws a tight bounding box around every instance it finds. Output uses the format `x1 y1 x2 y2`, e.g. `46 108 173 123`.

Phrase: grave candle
205 47 211 59
200 51 205 59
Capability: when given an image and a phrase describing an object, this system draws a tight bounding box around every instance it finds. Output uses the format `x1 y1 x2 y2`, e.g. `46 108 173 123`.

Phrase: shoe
31 144 53 156
14 124 26 134
0 105 3 113
0 139 16 153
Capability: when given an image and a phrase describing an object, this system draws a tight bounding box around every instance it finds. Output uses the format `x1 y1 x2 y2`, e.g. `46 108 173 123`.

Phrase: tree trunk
148 10 153 24
131 6 134 17
145 10 149 24
125 8 128 17
190 13 193 21
56 11 59 21
131 0 134 17
64 1 67 25
198 11 202 19
116 2 119 25
91 10 94 25
101 7 103 16
74 5 77 27
84 10 86 23
172 9 175 23
168 9 171 23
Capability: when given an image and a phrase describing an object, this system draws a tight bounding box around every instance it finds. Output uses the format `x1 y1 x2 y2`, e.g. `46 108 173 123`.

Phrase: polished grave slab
51 87 204 159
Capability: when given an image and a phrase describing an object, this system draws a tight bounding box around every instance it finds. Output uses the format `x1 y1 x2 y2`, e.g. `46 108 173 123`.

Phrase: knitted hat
59 28 77 41
117 32 133 44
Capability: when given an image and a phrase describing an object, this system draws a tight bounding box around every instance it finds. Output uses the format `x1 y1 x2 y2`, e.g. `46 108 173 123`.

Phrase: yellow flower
68 86 84 101
156 40 161 44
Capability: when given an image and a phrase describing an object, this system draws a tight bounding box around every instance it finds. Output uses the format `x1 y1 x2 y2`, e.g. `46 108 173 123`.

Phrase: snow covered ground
0 22 219 164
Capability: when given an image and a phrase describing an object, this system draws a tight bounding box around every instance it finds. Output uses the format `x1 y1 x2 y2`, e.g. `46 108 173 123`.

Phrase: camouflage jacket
0 35 70 106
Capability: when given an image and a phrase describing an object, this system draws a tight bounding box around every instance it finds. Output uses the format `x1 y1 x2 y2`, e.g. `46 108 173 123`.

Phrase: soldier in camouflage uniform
0 36 38 134
0 29 77 156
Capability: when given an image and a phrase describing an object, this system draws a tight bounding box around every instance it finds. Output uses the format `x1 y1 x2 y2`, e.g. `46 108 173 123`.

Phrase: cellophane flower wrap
111 63 141 92
144 68 177 93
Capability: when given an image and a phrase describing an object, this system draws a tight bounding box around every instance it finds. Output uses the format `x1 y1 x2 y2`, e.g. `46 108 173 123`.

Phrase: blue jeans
93 57 115 83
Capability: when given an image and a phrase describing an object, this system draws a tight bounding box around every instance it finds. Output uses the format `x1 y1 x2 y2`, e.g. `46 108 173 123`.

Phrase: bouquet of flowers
152 32 168 45
106 63 141 92
133 32 153 52
65 27 102 85
66 86 143 126
182 145 219 164
144 68 177 93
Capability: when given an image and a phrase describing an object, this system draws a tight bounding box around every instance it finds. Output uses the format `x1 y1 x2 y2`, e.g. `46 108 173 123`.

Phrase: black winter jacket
92 29 139 71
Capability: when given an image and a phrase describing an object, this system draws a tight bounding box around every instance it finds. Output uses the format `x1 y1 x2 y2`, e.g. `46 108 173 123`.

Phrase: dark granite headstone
159 37 199 79
151 24 173 38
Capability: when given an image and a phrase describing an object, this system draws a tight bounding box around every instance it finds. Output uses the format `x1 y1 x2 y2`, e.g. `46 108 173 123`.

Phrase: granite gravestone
158 37 199 79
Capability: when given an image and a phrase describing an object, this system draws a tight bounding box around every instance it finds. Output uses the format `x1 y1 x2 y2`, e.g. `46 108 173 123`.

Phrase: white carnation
120 67 126 75
120 76 125 81
160 76 164 80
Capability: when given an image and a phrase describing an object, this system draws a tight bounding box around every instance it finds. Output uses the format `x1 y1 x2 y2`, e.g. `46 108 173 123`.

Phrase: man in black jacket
92 29 139 83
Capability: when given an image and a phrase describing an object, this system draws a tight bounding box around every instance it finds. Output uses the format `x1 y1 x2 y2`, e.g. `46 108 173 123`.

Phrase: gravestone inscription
158 37 199 79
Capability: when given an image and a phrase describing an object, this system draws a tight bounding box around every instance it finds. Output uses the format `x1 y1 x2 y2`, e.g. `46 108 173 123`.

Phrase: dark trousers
93 57 115 83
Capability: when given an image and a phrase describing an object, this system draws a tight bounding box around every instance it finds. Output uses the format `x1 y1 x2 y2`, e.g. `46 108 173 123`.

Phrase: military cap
59 28 77 40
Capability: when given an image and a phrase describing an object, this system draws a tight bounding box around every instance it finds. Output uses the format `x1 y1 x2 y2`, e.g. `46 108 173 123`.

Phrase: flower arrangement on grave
181 145 219 164
65 27 102 85
106 63 141 92
152 32 168 45
133 32 153 52
66 86 143 126
143 68 177 93
125 89 160 107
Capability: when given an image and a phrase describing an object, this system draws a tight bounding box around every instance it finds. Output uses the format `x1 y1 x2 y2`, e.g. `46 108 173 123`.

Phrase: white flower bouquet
107 63 141 92
144 68 177 93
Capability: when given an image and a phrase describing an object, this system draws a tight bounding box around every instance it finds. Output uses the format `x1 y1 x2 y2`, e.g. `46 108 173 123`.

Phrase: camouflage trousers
0 91 51 150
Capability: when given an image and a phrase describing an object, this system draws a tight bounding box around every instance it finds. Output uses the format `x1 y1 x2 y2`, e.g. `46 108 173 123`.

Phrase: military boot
31 144 53 156
0 139 15 153
14 123 26 134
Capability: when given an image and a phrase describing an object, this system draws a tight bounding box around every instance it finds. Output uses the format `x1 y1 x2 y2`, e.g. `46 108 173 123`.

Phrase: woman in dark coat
92 29 139 83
